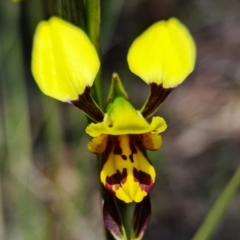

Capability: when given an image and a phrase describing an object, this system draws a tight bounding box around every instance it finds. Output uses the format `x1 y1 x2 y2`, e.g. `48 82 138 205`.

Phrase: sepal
103 189 127 240
131 196 151 240
106 73 129 105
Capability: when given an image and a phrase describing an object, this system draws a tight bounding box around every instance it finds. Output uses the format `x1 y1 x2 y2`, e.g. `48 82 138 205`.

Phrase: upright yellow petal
127 18 196 88
32 17 100 101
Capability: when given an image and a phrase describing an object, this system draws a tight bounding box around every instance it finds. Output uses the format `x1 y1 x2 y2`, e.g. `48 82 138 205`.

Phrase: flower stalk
56 0 86 29
86 0 103 109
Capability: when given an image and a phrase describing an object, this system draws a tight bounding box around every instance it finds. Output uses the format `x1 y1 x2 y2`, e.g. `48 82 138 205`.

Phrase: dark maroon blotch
106 168 128 186
133 168 154 192
113 139 122 155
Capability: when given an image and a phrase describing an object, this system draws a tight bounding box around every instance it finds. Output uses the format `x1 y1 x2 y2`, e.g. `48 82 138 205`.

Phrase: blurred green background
1 0 240 239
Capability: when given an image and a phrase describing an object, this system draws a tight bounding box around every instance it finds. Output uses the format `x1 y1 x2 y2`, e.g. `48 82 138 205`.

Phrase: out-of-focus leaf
103 190 127 240
131 196 151 240
192 166 240 240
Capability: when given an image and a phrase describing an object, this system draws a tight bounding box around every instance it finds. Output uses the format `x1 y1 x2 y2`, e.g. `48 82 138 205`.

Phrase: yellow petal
86 97 167 137
88 134 108 153
133 146 156 201
141 132 162 150
100 135 156 203
127 18 196 88
100 147 132 203
32 17 100 102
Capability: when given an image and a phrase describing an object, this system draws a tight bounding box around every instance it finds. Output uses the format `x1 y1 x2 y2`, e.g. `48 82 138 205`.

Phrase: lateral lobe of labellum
101 135 155 203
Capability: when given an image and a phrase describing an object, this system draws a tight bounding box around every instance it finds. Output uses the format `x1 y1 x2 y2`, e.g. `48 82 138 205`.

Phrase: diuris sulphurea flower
32 16 196 240
86 87 167 203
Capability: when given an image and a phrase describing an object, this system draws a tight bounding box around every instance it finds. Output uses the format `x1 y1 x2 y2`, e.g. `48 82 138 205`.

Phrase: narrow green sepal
106 73 129 105
103 189 127 240
131 196 151 240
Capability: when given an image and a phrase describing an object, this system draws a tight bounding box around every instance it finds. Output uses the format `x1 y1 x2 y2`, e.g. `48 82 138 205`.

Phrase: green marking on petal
86 97 167 137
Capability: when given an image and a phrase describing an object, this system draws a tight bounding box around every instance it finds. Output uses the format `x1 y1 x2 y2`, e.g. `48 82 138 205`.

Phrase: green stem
86 0 103 109
86 3 118 240
86 0 100 53
192 166 240 240
56 0 86 30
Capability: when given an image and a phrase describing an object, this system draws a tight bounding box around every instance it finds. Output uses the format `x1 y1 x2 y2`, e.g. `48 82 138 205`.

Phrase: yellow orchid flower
31 16 195 204
86 84 167 202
